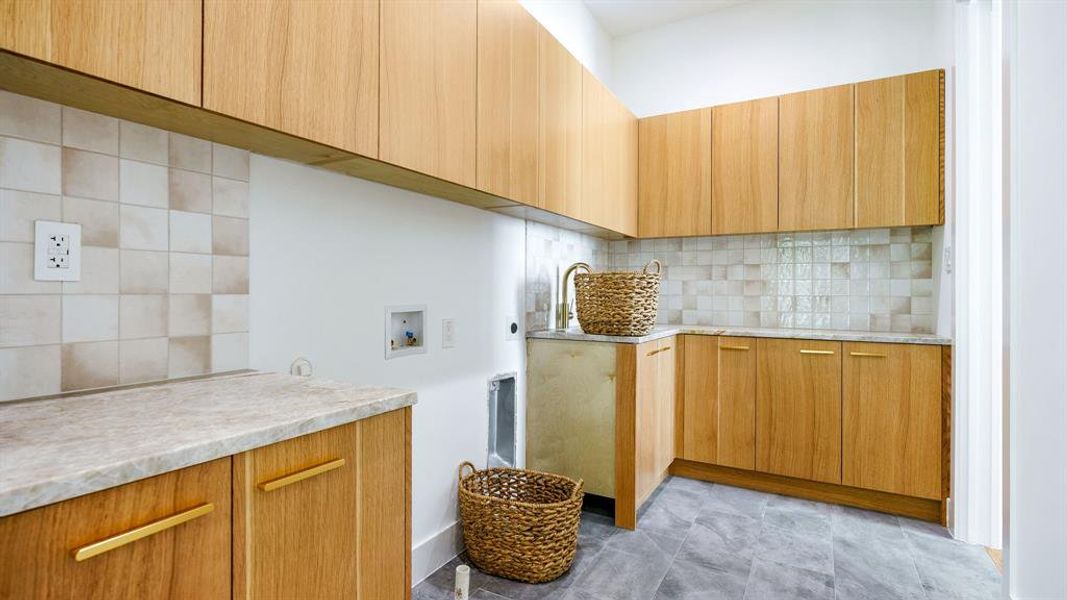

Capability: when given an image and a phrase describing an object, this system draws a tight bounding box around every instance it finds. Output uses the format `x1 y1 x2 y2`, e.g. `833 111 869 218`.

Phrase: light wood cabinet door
538 31 583 216
582 74 639 235
0 0 201 105
634 338 676 504
477 0 539 205
712 98 779 235
779 84 854 231
0 458 231 600
843 343 941 499
756 338 842 484
855 70 944 227
638 109 712 238
680 336 756 469
203 0 378 156
381 0 477 186
234 411 410 600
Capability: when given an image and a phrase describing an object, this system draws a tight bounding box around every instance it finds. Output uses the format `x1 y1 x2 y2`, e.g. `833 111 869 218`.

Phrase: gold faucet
556 262 590 330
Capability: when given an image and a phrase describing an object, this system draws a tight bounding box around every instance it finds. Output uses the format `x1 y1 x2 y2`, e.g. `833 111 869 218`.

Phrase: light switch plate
442 318 456 348
34 220 81 281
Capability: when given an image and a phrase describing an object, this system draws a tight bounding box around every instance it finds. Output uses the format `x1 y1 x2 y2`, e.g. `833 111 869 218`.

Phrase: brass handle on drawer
659 345 671 353
849 351 887 358
646 345 672 357
799 349 835 355
721 344 750 351
72 503 214 562
258 458 346 492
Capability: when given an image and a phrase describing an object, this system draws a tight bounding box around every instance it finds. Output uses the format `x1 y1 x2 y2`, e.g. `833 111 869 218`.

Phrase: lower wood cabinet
234 410 409 599
0 409 411 600
843 342 942 499
680 335 757 469
633 337 676 505
0 458 232 600
756 338 842 484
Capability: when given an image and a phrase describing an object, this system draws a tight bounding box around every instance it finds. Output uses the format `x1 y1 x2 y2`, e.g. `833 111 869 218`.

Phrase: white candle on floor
454 564 470 600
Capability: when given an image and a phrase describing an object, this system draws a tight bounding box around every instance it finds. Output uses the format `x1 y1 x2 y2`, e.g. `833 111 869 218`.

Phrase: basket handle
458 461 476 483
571 478 585 501
643 259 662 275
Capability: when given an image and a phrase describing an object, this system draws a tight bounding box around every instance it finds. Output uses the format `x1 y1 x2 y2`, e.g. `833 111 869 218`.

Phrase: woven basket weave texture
457 462 584 583
574 259 661 336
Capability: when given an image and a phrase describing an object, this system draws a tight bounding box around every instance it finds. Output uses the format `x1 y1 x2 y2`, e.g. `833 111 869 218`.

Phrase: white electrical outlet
34 221 81 281
442 318 456 348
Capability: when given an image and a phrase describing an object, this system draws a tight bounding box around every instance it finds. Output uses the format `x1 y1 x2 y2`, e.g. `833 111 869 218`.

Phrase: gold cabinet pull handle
646 348 661 357
849 351 887 358
258 458 346 492
659 345 671 353
720 344 750 351
800 349 835 355
72 503 214 562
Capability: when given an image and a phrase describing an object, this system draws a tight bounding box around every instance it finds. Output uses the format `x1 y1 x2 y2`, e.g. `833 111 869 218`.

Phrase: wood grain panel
842 343 941 499
941 345 952 514
614 343 637 530
717 336 757 470
0 458 230 600
856 75 905 227
639 109 712 237
904 69 943 225
356 410 409 600
779 84 854 231
537 30 582 216
0 0 201 104
617 101 640 237
670 459 942 523
380 0 477 185
203 0 378 156
233 422 360 599
583 71 637 233
477 0 539 205
682 335 718 464
756 338 842 484
712 97 778 234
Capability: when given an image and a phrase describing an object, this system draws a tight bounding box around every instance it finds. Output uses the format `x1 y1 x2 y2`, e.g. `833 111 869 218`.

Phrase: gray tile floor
414 477 1001 600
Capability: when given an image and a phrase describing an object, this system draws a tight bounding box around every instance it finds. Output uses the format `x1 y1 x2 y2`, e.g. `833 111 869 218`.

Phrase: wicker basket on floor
457 461 584 584
574 259 661 336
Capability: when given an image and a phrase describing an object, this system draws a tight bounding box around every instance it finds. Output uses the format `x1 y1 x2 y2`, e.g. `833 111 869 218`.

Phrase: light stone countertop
527 325 952 346
0 372 416 518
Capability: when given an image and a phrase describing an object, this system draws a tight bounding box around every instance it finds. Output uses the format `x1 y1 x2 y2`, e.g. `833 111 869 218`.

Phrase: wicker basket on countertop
457 461 583 584
573 259 661 336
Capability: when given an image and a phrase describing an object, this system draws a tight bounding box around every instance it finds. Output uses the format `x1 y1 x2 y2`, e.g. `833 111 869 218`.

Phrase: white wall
248 156 527 584
520 0 613 84
611 0 954 117
1007 0 1067 597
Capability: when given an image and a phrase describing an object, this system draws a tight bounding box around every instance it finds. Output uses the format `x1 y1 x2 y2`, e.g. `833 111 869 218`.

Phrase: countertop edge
527 327 952 346
0 388 416 518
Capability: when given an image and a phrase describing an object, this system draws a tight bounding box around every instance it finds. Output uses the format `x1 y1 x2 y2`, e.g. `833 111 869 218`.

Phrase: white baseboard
411 520 464 587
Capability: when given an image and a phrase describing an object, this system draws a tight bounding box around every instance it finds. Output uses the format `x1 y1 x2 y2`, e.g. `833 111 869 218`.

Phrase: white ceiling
583 0 751 37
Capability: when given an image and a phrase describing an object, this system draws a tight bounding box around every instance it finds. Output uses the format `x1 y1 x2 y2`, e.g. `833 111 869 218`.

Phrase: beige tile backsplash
0 90 250 402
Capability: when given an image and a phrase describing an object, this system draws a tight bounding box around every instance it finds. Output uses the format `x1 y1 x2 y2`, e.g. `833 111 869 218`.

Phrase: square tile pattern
526 225 938 335
0 91 250 401
414 477 1001 600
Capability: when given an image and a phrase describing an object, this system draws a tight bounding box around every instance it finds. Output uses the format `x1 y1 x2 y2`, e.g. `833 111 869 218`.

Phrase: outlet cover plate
34 220 81 281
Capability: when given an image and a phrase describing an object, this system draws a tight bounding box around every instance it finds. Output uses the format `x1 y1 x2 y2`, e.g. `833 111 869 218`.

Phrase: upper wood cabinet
712 98 779 235
756 338 842 484
233 411 409 599
0 458 231 600
380 0 477 186
680 336 757 469
843 343 941 499
582 73 638 235
778 84 854 232
477 0 539 205
537 31 583 216
203 0 379 157
856 70 944 227
638 109 712 238
0 0 201 105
